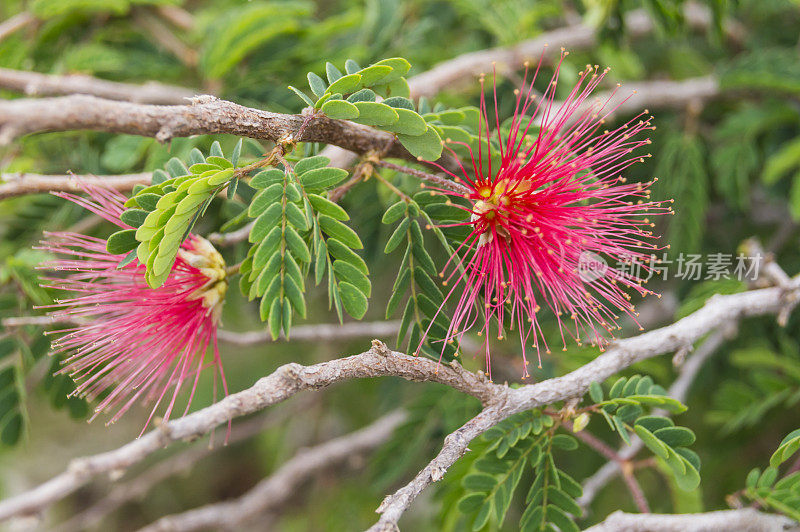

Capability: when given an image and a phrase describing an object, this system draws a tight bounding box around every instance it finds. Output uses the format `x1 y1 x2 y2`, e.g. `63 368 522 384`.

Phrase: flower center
179 236 228 321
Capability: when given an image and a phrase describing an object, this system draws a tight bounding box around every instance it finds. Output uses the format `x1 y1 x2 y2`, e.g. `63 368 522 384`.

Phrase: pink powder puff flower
37 183 229 433
425 50 672 378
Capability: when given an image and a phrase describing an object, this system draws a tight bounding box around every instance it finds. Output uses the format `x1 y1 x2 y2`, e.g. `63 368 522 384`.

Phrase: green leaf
308 194 349 220
333 260 371 296
382 201 407 224
746 468 761 489
135 193 161 211
319 215 362 249
106 229 138 255
251 169 285 189
308 72 327 98
546 504 579 532
356 64 393 86
635 416 674 432
654 427 696 447
385 218 409 253
120 209 148 228
382 108 428 136
327 238 368 273
339 281 368 319
383 96 414 110
398 126 443 161
299 167 349 189
771 429 800 467
285 226 311 263
326 73 362 95
267 296 282 340
295 156 331 174
285 202 309 230
345 59 361 74
458 493 486 513
472 500 493 531
352 102 399 126
347 88 376 103
634 425 669 460
288 85 314 106
321 99 360 120
373 57 411 83
588 382 604 403
231 139 243 167
325 62 342 84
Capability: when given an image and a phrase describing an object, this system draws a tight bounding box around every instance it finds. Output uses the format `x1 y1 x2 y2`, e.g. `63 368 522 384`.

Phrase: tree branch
218 320 402 345
0 68 199 105
0 12 34 43
137 411 406 532
367 280 800 531
584 508 798 532
1 278 797 526
0 343 495 523
0 172 151 200
0 94 416 161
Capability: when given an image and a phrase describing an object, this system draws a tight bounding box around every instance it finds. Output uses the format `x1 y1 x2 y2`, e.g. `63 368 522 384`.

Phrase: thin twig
371 159 468 194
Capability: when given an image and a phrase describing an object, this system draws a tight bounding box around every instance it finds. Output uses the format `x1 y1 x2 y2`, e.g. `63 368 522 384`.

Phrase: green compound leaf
120 150 236 287
240 156 367 331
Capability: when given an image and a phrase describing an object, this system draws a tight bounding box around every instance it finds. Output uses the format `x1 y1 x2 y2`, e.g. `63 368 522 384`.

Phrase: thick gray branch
367 281 800 530
0 68 198 104
137 411 406 532
1 279 797 526
0 343 494 523
584 508 799 532
0 94 415 161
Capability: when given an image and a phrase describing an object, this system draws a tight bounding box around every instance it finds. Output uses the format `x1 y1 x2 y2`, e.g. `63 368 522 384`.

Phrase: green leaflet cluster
453 411 583 532
107 141 242 287
292 57 476 162
239 155 370 339
588 375 701 491
742 429 800 521
382 194 457 360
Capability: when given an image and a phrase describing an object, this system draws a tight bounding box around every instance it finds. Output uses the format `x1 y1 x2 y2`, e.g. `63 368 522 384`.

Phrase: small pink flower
427 51 670 377
37 183 228 433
